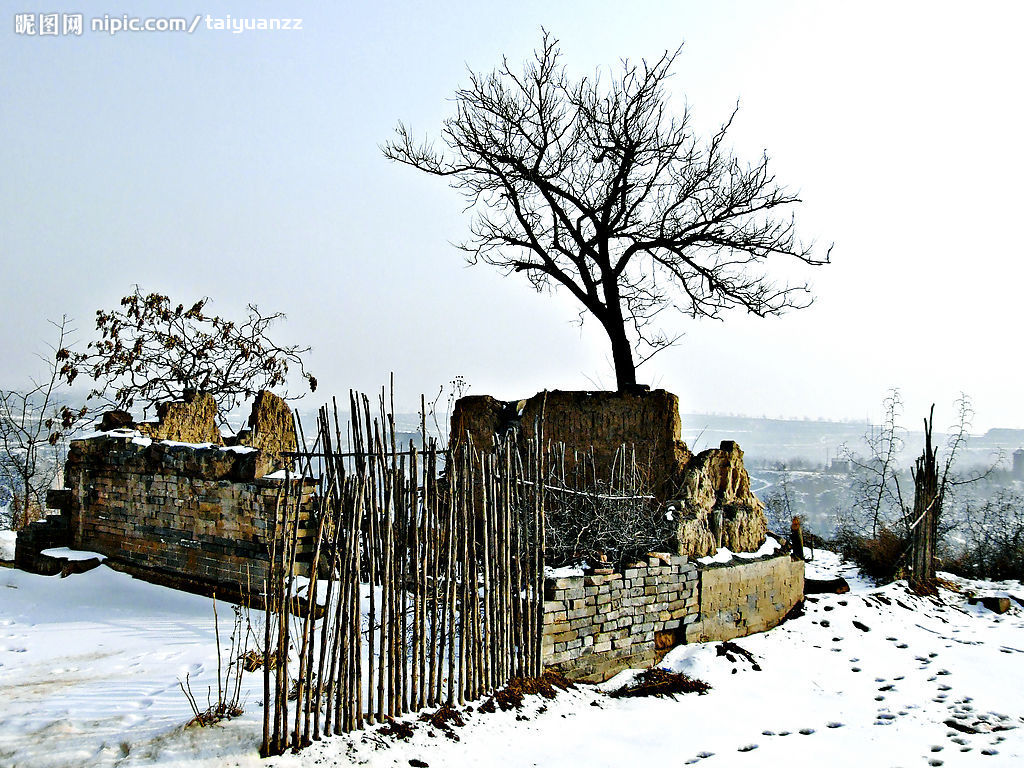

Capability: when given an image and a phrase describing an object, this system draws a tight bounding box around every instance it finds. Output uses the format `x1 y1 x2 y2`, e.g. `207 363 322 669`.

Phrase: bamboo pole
444 460 457 706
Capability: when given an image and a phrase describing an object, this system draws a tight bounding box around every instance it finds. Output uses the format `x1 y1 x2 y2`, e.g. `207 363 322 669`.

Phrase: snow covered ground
1 552 1022 767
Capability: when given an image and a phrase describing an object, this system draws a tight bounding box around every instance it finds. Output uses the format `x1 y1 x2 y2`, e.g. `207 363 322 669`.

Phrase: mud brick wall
65 434 314 596
543 553 804 682
542 555 700 683
685 555 804 643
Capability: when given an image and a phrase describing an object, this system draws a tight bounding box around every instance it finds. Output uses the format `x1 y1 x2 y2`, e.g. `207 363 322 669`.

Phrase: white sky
2 1 1022 431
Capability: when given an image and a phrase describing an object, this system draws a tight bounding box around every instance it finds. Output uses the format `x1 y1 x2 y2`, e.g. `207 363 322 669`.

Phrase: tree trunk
599 295 637 391
909 406 939 591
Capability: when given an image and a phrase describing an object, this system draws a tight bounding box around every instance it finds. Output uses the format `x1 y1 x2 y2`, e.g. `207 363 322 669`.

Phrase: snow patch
698 535 781 565
40 547 106 562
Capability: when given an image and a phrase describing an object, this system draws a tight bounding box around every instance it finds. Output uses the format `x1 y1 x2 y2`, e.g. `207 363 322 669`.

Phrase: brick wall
542 555 700 682
686 555 804 643
65 434 314 596
542 553 803 682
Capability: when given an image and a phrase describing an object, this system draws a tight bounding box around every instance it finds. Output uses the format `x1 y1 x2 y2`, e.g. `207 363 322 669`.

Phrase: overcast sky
2 1 1022 432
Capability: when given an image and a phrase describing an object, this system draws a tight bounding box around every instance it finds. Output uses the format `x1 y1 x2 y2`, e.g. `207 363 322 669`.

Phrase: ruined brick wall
65 434 313 596
542 555 700 683
542 553 803 682
685 556 804 643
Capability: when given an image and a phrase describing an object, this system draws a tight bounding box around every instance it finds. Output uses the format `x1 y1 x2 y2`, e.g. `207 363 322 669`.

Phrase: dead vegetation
608 668 711 699
478 671 575 712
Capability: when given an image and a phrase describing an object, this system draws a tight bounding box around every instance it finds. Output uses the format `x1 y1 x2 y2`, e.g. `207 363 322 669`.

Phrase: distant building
828 459 851 474
1014 449 1024 480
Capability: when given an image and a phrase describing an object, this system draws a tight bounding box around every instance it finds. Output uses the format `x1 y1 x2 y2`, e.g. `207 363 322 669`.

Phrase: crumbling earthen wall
451 390 692 500
64 434 314 596
136 392 223 444
543 553 803 682
674 441 767 558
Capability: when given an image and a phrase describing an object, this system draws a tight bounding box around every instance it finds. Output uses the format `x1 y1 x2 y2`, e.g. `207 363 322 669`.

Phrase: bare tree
843 389 906 537
0 317 86 529
60 288 316 426
838 392 982 588
383 32 830 389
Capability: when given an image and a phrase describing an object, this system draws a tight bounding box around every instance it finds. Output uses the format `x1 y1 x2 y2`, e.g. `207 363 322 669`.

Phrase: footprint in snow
930 745 944 752
737 744 758 752
696 751 714 759
826 722 844 729
799 728 815 735
928 759 944 766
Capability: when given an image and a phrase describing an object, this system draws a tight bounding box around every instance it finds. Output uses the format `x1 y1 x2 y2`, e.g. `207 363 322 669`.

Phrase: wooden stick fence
260 392 545 757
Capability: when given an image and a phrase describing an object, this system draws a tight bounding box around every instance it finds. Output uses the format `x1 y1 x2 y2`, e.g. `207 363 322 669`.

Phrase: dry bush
834 526 908 584
943 491 1024 581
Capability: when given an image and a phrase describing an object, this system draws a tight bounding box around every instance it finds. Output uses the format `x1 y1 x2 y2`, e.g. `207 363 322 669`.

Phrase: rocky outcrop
674 441 767 558
136 392 222 445
235 390 297 469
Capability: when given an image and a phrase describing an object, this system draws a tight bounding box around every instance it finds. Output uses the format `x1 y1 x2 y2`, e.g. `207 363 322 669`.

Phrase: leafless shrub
179 596 255 727
944 491 1024 580
542 445 673 568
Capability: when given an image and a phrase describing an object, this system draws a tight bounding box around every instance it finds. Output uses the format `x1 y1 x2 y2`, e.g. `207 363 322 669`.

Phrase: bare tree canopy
1 317 85 529
384 32 831 389
60 288 316 424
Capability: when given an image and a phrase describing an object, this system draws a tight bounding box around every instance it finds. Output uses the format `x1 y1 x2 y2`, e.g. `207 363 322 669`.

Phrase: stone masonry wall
65 434 314 596
543 553 803 682
542 555 700 683
686 555 804 643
